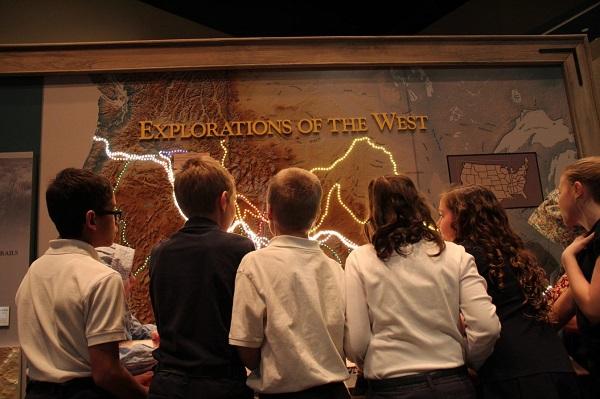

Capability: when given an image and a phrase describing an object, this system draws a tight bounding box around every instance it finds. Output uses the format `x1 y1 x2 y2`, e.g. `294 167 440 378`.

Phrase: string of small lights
132 255 150 278
310 137 398 175
119 220 132 248
220 139 228 166
113 161 130 193
93 135 392 256
319 242 343 264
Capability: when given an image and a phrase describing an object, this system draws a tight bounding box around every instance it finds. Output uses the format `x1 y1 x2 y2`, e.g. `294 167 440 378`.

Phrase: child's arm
229 262 266 370
459 252 500 369
562 232 600 323
236 346 261 370
344 252 371 367
550 287 577 328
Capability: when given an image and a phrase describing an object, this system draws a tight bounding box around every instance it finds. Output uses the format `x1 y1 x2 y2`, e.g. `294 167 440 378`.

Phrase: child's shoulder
215 230 255 249
348 243 375 258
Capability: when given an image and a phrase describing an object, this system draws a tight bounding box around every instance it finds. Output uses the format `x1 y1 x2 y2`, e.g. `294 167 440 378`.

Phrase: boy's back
230 235 348 393
148 156 254 399
17 240 126 383
150 216 254 374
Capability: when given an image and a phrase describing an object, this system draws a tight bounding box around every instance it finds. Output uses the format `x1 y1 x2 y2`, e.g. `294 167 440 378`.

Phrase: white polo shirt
16 239 127 383
344 241 500 379
229 235 349 393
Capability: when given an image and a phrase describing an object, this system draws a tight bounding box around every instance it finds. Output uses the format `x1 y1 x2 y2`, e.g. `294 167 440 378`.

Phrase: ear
219 191 230 213
266 204 276 236
85 210 97 230
314 204 322 222
82 210 98 238
573 181 584 198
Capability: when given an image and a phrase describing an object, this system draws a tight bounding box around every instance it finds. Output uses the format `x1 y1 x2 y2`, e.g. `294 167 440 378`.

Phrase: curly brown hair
366 175 445 261
441 185 550 321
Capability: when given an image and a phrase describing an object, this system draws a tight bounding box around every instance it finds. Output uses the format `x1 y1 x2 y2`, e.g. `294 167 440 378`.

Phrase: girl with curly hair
439 185 579 399
344 175 500 399
552 156 600 396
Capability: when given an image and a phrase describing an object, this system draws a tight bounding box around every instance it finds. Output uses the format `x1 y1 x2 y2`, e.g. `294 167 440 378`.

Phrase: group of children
15 155 600 399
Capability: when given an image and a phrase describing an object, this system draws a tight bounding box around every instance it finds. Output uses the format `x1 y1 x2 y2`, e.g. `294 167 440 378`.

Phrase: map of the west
83 67 578 322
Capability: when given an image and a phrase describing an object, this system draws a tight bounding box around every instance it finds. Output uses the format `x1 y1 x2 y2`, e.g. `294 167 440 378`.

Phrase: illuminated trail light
93 134 389 254
310 137 398 176
220 139 229 166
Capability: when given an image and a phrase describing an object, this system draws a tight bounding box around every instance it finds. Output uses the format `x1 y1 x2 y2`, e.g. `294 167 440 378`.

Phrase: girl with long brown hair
439 185 579 399
344 175 500 399
553 156 600 396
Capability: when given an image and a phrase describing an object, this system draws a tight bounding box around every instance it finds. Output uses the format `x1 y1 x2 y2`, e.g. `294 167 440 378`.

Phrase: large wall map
83 67 577 323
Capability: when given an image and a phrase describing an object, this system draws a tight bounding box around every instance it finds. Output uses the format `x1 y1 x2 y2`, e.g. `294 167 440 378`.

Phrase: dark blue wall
0 77 43 259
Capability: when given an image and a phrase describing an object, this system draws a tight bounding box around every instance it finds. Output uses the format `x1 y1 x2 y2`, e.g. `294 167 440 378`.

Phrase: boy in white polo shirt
16 168 147 399
229 167 349 399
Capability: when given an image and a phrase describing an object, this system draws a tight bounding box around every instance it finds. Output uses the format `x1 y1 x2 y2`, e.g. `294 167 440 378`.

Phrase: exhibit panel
0 152 33 398
1 36 598 325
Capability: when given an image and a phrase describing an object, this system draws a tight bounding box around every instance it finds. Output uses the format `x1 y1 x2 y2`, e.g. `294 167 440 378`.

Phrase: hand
134 370 153 387
564 315 579 334
150 330 160 347
458 313 467 337
563 232 595 261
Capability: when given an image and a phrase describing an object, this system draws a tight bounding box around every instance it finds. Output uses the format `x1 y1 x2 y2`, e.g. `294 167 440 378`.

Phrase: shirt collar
185 216 219 227
46 239 100 260
268 235 321 251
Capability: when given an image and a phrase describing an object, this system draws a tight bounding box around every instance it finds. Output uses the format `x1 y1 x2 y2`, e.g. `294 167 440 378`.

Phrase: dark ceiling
140 0 599 39
139 1 468 36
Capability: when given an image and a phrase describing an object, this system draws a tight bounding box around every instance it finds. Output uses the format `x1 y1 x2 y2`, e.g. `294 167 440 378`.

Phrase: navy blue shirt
149 217 254 378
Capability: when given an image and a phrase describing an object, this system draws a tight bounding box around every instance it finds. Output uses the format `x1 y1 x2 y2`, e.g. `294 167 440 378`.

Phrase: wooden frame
1 35 598 156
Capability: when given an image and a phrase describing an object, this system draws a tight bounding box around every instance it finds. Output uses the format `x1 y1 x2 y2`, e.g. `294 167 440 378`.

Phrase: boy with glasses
16 168 148 398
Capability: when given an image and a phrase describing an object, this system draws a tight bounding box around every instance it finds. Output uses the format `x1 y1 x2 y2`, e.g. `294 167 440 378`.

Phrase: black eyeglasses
95 208 122 223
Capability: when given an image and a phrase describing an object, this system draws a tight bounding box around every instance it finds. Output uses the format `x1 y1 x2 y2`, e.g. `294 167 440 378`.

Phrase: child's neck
277 231 309 238
272 225 309 238
579 200 600 231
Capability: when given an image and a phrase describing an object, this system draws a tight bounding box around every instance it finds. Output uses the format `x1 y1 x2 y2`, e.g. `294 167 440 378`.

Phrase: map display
447 152 543 208
79 67 577 322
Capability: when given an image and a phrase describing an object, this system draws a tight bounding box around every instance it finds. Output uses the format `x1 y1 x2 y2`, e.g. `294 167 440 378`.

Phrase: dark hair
367 175 445 261
442 185 550 321
46 168 113 239
174 156 235 218
267 167 322 232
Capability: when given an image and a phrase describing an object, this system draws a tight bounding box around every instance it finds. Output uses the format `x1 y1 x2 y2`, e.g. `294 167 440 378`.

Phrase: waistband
259 381 349 399
368 366 468 388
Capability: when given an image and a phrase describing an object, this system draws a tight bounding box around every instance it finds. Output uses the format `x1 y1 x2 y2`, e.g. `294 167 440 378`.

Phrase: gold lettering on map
139 121 154 139
138 114 429 140
327 117 368 133
370 113 428 131
297 118 322 134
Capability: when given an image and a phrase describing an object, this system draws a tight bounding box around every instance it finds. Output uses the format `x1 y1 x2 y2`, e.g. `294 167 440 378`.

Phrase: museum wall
0 3 598 396
0 77 42 399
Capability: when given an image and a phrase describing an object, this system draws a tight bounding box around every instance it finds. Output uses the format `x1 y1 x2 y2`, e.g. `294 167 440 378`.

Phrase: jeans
148 369 253 399
259 382 350 399
367 366 476 399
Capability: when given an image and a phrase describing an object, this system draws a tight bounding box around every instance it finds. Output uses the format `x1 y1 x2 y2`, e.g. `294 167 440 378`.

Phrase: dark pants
367 366 475 399
259 382 349 399
25 378 117 399
479 372 582 399
148 369 253 399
